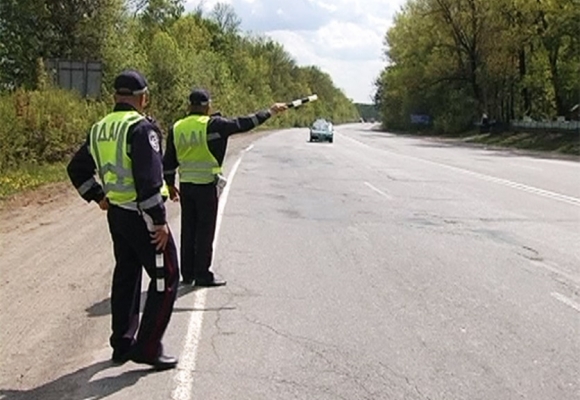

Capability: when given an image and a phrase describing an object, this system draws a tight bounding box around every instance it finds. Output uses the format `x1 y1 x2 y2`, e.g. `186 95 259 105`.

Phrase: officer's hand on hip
98 198 109 211
150 224 169 251
270 103 288 115
168 185 180 202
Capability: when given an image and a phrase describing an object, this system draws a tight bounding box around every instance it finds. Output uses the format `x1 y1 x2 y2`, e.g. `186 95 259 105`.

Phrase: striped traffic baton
287 94 318 108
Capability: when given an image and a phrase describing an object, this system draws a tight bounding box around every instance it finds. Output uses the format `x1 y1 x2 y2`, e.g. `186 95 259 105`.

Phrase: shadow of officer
0 360 151 400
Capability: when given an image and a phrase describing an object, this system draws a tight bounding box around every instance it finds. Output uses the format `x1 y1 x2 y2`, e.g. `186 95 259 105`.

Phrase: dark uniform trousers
107 205 179 360
179 182 219 283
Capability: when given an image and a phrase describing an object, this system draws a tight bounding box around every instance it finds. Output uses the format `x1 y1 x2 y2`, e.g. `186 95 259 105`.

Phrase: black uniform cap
189 88 211 106
114 70 148 96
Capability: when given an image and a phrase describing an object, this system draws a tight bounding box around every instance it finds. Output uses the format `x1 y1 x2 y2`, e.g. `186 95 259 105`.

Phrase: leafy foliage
374 0 580 133
0 0 360 173
0 88 107 171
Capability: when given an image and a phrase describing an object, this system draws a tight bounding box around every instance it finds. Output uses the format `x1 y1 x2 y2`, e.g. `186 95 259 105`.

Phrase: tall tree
210 2 241 34
375 0 580 132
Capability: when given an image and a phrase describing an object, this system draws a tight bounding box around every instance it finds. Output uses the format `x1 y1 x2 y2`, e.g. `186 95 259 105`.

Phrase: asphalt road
1 124 578 399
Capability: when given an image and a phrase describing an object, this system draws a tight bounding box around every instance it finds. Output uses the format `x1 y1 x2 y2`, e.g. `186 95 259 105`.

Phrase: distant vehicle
309 118 334 143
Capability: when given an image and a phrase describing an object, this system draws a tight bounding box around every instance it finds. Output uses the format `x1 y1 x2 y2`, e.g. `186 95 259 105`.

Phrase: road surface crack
378 362 431 399
209 290 237 362
240 314 380 398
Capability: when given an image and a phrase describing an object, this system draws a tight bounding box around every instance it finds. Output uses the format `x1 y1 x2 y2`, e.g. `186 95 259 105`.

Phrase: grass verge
462 131 580 155
378 125 580 156
0 162 68 200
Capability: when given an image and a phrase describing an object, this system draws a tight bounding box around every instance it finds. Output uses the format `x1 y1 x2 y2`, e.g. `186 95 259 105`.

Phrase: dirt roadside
0 130 275 392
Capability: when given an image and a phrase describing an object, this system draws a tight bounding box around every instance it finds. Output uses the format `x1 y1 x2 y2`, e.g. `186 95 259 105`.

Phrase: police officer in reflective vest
67 70 179 370
163 88 288 286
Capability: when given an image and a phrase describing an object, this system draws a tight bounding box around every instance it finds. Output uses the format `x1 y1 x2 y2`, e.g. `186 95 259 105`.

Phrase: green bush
0 3 361 199
0 88 107 171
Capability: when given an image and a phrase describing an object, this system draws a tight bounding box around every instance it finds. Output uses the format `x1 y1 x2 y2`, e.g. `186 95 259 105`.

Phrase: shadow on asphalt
86 284 236 317
0 360 151 400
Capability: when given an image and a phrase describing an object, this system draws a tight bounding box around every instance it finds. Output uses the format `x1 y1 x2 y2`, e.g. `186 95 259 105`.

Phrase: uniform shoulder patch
148 130 160 152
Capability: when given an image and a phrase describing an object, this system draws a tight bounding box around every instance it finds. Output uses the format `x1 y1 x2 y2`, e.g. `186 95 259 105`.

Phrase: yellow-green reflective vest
173 115 222 184
89 111 169 207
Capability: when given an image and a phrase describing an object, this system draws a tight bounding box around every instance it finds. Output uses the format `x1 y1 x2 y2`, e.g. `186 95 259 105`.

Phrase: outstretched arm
211 103 288 138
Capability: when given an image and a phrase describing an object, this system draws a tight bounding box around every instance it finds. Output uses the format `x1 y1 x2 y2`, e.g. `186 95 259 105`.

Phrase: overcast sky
185 0 406 103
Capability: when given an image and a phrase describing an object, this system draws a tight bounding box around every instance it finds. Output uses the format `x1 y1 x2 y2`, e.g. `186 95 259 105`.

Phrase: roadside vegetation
355 103 380 122
374 0 579 154
0 0 360 199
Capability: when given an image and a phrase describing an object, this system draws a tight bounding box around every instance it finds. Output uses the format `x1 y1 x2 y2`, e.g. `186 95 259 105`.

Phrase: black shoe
130 353 178 370
181 278 194 285
194 279 226 287
111 349 131 365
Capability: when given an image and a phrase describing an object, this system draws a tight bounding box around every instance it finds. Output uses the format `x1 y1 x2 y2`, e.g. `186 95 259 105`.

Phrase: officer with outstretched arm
163 88 288 287
67 70 179 370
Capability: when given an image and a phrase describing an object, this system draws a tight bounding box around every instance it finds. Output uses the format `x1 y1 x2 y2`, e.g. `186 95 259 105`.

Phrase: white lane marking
455 170 580 207
551 292 580 313
245 144 255 152
338 133 580 208
364 182 393 200
172 155 245 400
529 260 580 288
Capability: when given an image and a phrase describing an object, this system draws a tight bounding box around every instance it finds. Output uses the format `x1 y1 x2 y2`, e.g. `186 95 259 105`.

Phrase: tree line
374 0 580 133
0 0 359 171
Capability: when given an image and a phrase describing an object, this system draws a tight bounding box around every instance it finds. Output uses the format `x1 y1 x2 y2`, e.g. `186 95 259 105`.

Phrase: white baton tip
308 94 318 102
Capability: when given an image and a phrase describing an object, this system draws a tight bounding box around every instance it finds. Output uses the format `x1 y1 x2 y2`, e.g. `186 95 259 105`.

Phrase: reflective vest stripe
139 193 163 210
89 123 105 184
117 202 139 211
179 161 220 170
103 182 135 193
77 177 97 196
179 170 220 182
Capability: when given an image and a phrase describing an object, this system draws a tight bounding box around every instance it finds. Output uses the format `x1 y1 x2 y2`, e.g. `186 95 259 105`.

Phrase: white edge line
364 181 393 200
245 144 255 152
339 133 580 208
172 155 245 400
551 292 580 313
